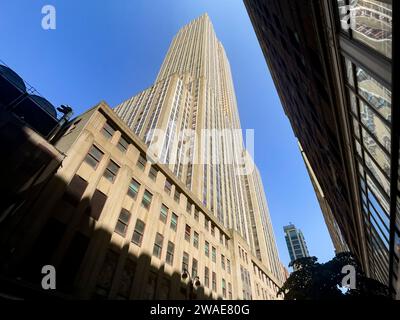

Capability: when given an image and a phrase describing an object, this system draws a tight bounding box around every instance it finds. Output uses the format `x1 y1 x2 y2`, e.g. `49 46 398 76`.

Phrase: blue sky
0 0 335 267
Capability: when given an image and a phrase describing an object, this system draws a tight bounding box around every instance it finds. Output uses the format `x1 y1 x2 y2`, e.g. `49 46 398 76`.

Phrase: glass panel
369 212 389 248
396 198 400 232
101 122 115 139
128 179 140 198
115 220 127 235
337 0 351 33
160 204 168 222
370 226 390 263
394 230 400 261
360 176 366 191
144 191 152 201
359 100 391 152
349 91 358 115
369 198 390 233
119 210 131 224
356 67 391 121
354 140 362 159
367 175 390 214
359 162 365 176
361 127 390 177
89 145 104 161
361 190 368 206
118 136 129 152
107 160 120 175
350 0 392 58
364 152 390 195
353 118 361 139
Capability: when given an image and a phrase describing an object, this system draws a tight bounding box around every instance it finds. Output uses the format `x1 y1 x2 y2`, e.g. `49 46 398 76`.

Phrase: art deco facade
115 14 284 285
244 0 399 298
0 14 286 300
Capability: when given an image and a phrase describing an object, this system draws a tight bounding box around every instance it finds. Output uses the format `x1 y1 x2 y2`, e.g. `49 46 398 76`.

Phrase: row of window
183 251 232 298
83 136 236 286
252 262 278 293
138 152 230 250
343 55 393 284
94 248 233 300
164 177 229 249
83 144 230 254
113 206 232 275
91 129 231 252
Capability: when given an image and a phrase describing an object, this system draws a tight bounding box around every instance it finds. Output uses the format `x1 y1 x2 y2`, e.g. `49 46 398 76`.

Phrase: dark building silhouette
244 0 398 298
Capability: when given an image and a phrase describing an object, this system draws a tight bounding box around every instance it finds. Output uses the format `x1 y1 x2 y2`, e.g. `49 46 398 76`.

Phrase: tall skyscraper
283 224 310 264
115 13 283 280
0 14 285 300
244 0 398 298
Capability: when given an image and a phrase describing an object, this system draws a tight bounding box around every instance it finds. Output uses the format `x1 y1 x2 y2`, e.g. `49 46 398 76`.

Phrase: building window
127 178 140 199
194 208 199 221
88 189 107 220
220 233 224 245
166 241 174 266
103 159 120 182
212 272 217 291
186 201 192 214
205 241 209 257
211 224 215 237
204 267 209 288
212 246 216 263
204 217 209 231
170 213 178 231
117 136 129 153
193 231 199 249
114 208 131 236
221 255 225 270
84 145 104 169
174 189 180 203
117 259 136 299
94 250 118 298
182 251 189 272
342 0 392 59
185 224 191 242
64 175 88 206
192 258 198 278
160 204 168 223
227 259 231 274
101 122 115 139
153 233 163 258
159 278 170 300
142 190 153 209
136 154 147 170
164 179 172 195
144 271 157 299
149 166 158 181
132 219 145 246
222 278 226 298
